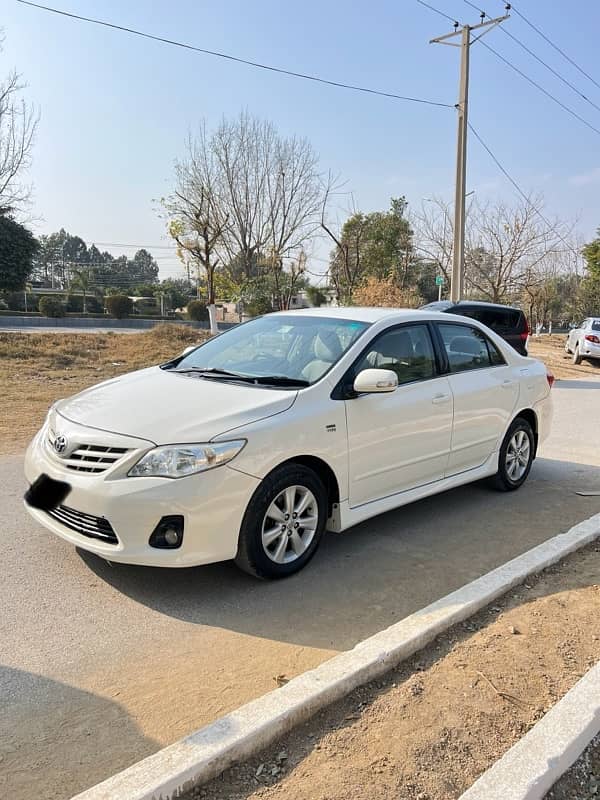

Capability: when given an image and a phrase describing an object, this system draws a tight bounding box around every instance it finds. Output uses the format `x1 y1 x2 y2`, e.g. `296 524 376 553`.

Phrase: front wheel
491 418 535 492
235 464 328 579
572 345 583 365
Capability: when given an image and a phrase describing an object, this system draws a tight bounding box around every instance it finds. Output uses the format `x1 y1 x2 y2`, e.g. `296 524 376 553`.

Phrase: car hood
56 366 297 443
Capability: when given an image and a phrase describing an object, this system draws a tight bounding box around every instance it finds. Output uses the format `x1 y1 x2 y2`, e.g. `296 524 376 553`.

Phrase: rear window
592 321 600 332
457 306 523 333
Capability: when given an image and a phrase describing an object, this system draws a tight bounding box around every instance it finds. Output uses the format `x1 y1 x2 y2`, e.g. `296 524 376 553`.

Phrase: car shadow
78 456 600 652
0 665 159 800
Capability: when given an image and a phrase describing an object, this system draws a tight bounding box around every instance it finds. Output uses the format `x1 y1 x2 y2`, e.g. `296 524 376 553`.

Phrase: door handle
431 393 451 405
501 379 515 388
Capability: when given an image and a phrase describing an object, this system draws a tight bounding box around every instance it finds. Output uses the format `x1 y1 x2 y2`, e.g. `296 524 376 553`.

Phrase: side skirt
328 451 499 533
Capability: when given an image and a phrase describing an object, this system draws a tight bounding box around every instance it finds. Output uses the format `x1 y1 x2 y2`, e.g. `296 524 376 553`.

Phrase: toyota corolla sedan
24 308 553 579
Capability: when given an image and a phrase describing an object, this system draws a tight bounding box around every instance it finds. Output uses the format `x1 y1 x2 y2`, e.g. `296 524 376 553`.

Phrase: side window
357 324 436 386
438 323 503 373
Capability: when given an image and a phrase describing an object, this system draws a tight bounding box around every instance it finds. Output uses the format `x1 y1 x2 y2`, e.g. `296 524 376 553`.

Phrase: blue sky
3 0 600 280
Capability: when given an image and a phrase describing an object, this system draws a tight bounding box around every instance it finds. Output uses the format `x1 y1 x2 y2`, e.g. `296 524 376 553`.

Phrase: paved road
2 378 600 799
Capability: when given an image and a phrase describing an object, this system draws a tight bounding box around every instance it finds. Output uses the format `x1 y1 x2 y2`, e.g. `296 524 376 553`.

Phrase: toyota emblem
53 434 68 455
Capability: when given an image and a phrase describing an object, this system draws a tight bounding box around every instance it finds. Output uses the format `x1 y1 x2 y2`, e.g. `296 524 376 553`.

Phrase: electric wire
16 0 454 108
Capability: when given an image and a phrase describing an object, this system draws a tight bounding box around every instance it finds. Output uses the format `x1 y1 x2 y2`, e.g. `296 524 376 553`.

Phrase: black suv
421 300 530 355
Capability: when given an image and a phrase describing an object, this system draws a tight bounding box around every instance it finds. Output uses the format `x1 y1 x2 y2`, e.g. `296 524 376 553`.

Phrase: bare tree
413 197 454 287
164 130 229 333
464 195 573 303
0 47 39 213
320 174 365 304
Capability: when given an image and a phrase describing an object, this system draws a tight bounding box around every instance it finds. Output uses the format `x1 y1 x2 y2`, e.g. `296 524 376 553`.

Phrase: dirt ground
546 732 600 800
528 334 600 381
185 542 600 800
0 326 209 454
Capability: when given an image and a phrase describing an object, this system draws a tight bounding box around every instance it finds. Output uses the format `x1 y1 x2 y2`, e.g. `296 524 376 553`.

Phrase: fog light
149 515 184 549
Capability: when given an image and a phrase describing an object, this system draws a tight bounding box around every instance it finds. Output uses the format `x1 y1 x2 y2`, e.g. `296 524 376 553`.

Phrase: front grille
47 430 130 474
46 504 118 544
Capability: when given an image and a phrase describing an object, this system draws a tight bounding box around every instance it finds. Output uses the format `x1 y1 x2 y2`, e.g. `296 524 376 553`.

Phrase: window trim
331 321 443 400
432 320 507 376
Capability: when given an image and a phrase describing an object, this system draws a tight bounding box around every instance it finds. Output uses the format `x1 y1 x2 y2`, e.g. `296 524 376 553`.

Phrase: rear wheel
572 345 583 365
235 464 327 579
564 340 572 354
491 418 535 492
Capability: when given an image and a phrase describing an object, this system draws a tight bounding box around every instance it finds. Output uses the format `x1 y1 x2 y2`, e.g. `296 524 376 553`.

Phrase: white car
565 317 600 364
24 308 553 579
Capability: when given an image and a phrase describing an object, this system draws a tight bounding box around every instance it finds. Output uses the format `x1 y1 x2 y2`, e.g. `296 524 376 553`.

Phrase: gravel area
545 733 600 800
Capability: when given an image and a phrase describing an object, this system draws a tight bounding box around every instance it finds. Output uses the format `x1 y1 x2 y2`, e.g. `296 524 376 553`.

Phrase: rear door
345 323 453 507
434 322 520 476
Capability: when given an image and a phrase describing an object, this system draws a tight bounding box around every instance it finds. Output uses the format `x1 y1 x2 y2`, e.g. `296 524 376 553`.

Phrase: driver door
345 323 453 508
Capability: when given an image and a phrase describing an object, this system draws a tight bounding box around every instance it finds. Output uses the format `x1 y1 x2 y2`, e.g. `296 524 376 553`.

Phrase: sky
2 0 600 282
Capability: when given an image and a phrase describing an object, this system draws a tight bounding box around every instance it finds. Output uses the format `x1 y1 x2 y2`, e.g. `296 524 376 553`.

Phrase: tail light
520 318 530 341
546 371 555 389
585 334 600 344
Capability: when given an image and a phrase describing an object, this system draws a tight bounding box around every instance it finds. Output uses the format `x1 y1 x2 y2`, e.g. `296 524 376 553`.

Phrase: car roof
271 307 449 324
425 300 523 312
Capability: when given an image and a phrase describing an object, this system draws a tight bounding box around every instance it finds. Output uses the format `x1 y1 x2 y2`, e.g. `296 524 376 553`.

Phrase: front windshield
171 315 370 386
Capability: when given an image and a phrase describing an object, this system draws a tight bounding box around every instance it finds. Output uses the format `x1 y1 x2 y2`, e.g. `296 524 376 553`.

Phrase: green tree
0 211 38 291
578 228 600 316
306 285 327 307
70 266 93 313
38 295 65 317
187 299 209 321
105 294 133 318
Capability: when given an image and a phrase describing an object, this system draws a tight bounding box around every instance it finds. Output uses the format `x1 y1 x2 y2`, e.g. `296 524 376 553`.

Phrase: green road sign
435 275 445 286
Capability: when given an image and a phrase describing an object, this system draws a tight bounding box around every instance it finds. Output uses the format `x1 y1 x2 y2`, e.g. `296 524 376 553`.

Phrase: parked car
420 300 530 355
565 317 600 364
24 308 553 579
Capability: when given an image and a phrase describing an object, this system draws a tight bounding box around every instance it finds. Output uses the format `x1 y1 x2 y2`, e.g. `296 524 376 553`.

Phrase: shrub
66 294 102 313
105 294 133 319
187 300 209 321
38 296 66 318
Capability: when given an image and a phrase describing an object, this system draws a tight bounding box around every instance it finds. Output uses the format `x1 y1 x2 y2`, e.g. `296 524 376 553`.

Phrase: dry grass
0 326 210 455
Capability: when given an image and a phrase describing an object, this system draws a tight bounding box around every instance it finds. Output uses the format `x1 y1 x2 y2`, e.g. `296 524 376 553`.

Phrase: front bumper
24 423 260 567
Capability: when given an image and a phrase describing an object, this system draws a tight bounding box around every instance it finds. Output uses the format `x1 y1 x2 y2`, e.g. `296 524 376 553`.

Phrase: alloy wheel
505 429 531 482
261 485 318 564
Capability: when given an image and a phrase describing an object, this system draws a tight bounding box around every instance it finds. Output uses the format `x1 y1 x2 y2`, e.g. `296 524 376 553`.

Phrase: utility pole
431 9 509 302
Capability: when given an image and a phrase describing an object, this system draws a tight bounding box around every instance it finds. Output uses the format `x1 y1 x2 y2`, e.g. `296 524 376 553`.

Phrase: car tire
491 417 535 492
565 340 572 354
572 346 582 365
235 464 328 579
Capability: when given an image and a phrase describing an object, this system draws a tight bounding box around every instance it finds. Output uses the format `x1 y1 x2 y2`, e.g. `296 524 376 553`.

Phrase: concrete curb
71 511 600 800
458 661 600 800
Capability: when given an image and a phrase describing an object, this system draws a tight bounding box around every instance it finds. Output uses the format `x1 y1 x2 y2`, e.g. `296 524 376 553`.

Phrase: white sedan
24 308 553 579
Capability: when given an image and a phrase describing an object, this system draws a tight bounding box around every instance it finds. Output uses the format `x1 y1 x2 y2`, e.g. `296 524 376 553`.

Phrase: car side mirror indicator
353 368 398 394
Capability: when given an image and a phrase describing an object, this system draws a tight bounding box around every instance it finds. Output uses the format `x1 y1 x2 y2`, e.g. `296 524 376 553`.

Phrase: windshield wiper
172 367 307 387
172 367 253 379
252 375 309 387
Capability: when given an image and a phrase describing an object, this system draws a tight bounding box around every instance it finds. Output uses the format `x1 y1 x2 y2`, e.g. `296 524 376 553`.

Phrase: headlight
128 440 246 479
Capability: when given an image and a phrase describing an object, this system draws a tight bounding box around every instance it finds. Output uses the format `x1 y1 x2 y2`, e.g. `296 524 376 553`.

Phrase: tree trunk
208 303 218 334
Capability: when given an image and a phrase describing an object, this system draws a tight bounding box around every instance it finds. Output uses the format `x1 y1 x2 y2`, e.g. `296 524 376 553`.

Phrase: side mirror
353 368 398 394
180 345 197 356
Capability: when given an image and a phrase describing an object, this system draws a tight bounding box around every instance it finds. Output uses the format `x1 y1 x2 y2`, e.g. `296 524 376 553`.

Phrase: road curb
458 661 600 800
71 511 600 800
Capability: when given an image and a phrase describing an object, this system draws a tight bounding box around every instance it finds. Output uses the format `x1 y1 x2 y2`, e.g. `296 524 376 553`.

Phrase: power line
480 40 600 138
415 0 459 25
464 0 600 114
17 0 454 109
505 1 600 93
467 121 580 260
